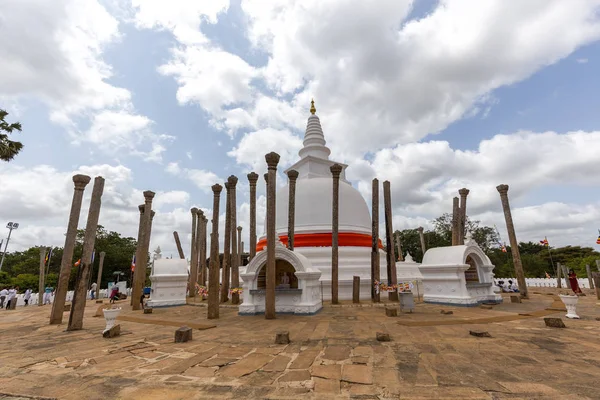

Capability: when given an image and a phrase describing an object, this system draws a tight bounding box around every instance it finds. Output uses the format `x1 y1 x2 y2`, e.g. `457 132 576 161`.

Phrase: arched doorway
464 255 480 283
257 259 299 289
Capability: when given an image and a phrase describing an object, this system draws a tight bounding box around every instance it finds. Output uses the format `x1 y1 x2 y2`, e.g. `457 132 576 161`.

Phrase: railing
7 287 132 307
493 278 592 289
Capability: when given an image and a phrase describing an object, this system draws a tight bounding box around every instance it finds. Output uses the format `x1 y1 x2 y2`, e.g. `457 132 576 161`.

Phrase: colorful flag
44 247 53 265
545 271 551 279
539 237 549 246
596 230 600 245
501 244 507 253
131 254 136 272
74 259 81 267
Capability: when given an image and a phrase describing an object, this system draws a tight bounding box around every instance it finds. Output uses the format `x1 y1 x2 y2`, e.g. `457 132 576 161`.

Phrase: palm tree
0 109 24 162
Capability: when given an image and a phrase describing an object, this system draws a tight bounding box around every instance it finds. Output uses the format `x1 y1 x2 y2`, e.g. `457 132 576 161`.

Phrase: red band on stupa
256 232 383 252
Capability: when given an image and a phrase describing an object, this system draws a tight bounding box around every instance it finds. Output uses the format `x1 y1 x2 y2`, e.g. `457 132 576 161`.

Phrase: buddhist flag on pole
596 230 600 245
539 237 549 246
44 247 53 265
131 254 136 272
74 259 81 267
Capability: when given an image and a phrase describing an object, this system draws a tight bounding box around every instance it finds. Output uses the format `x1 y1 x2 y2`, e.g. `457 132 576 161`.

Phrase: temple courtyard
1 290 599 400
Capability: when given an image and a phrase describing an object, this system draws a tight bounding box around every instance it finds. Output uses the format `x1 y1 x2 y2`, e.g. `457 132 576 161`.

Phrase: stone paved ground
0 289 599 399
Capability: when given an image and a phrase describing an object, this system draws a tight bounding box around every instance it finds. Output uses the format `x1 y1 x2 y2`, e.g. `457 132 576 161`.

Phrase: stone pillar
596 259 600 272
50 174 91 324
221 182 232 303
38 247 46 306
330 164 342 304
132 191 155 310
200 215 207 286
352 276 360 304
496 184 528 299
247 172 259 261
395 232 404 262
556 262 562 288
173 231 185 259
287 170 299 250
586 264 594 289
95 251 105 299
451 197 460 246
67 176 105 331
232 225 242 304
371 178 380 303
195 209 204 285
458 188 470 245
561 263 572 290
229 176 239 304
265 152 280 320
417 227 426 257
189 208 198 297
593 272 600 300
130 204 145 306
208 184 223 319
383 181 398 301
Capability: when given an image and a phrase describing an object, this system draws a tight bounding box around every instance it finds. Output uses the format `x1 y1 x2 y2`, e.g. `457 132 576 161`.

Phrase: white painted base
292 246 423 301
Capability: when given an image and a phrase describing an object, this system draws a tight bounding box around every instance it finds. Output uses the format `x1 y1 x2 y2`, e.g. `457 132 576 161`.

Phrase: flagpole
545 236 556 276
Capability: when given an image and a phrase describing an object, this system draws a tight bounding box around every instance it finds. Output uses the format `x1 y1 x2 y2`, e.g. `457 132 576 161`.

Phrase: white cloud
166 165 223 194
576 58 589 63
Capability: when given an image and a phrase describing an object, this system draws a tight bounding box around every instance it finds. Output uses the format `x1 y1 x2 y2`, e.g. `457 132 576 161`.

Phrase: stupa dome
275 177 371 236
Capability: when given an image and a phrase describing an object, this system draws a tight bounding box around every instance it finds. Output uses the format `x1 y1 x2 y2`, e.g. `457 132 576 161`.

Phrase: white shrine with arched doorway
418 236 502 306
239 240 323 315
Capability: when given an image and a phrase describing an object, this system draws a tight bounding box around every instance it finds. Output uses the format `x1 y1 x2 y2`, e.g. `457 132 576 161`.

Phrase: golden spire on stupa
310 98 316 115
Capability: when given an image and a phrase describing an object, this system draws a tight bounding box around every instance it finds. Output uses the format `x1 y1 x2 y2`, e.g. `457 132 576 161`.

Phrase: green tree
0 109 24 161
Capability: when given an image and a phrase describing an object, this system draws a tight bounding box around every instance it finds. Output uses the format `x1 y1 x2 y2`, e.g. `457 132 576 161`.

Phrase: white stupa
256 100 422 300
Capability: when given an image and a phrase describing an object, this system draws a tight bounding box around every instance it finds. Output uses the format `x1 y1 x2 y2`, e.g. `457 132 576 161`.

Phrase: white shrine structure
418 234 502 306
243 101 422 307
147 257 189 308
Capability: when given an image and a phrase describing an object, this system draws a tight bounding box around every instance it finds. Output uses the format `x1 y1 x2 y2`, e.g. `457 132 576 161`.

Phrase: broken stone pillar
38 247 46 306
265 152 280 320
596 259 600 272
353 276 360 304
496 184 528 299
189 207 199 297
557 262 562 288
175 326 192 343
173 231 185 259
232 225 242 304
592 272 600 300
395 231 404 262
95 251 105 300
68 176 105 331
50 174 91 324
221 182 232 303
417 227 426 256
207 184 222 319
586 264 594 289
383 181 398 301
451 197 460 246
132 191 156 310
330 164 343 305
458 188 470 245
247 172 259 261
371 178 380 303
287 170 299 251
229 176 239 305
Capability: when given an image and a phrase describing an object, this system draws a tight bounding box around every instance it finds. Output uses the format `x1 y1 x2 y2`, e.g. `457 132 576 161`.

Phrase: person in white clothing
90 282 97 300
24 288 32 306
6 287 16 310
0 288 7 308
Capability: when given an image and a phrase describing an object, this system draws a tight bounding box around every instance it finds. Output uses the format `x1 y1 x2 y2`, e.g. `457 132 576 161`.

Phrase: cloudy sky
1 0 600 259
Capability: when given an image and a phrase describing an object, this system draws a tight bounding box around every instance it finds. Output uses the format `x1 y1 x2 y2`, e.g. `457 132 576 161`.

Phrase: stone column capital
197 209 204 217
265 152 280 169
330 164 343 177
458 188 470 196
247 172 259 185
100 251 106 257
237 226 243 232
191 207 198 215
287 170 299 180
73 174 91 190
496 184 509 195
138 204 145 214
143 190 156 200
212 184 223 194
417 226 424 233
264 173 268 183
227 175 238 187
